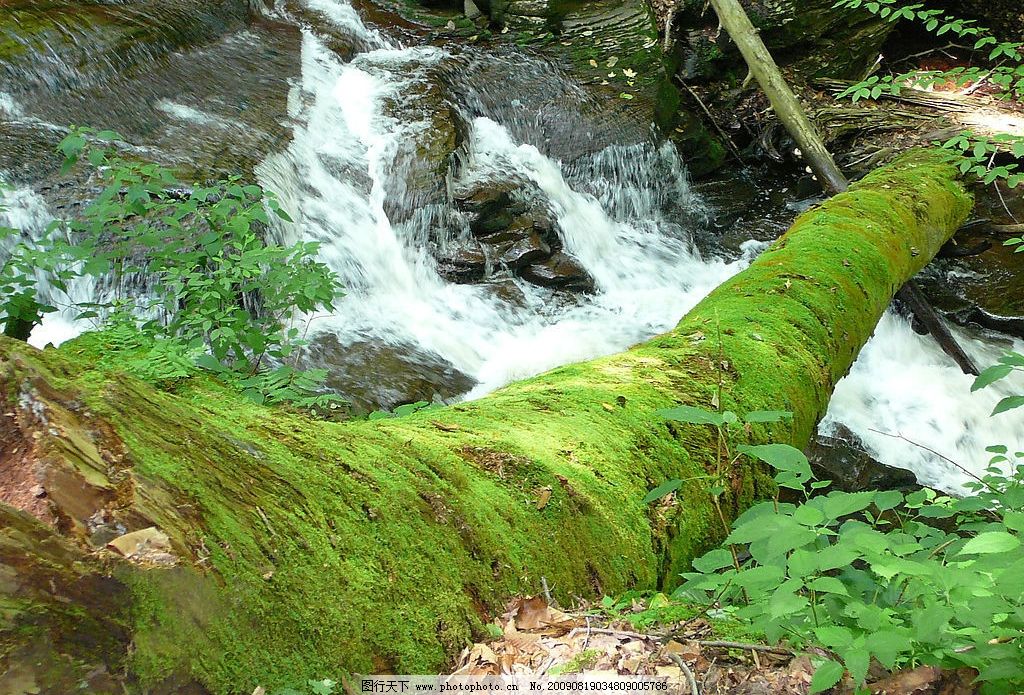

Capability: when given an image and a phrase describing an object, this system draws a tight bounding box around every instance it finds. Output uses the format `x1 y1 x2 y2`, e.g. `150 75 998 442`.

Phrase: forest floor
448 594 979 695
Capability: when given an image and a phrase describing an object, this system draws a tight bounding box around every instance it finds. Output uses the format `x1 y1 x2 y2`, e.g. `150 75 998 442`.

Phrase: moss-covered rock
0 150 971 693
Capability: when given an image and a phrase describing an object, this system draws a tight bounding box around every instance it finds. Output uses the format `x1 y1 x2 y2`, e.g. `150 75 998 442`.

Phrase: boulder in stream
298 333 477 413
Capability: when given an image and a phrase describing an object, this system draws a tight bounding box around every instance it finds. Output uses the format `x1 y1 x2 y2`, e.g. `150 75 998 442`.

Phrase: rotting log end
0 149 971 693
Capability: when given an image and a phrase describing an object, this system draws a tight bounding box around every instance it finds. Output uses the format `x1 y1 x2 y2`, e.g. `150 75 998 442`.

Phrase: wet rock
806 424 919 493
380 58 467 227
916 220 1024 339
692 163 798 256
461 182 524 236
520 252 595 292
0 506 134 694
299 334 477 413
435 238 488 283
495 226 551 268
107 526 178 566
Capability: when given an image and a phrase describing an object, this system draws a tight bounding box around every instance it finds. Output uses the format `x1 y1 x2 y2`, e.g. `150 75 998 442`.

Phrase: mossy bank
0 150 970 693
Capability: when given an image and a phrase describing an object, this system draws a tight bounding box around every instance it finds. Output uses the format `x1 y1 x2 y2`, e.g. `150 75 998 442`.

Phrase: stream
2 0 1022 492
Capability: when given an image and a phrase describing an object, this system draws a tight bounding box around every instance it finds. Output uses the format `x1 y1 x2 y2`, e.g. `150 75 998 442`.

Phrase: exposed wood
896 281 979 375
707 0 849 194
817 78 1024 141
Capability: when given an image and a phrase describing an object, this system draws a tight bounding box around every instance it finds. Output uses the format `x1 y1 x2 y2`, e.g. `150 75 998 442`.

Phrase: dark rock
497 226 551 268
380 59 466 226
916 214 1024 340
806 424 919 493
298 334 477 414
520 252 595 291
435 239 488 283
691 163 799 255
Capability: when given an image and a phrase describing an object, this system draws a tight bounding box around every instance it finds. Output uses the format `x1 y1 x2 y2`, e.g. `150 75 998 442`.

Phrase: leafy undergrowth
448 593 980 694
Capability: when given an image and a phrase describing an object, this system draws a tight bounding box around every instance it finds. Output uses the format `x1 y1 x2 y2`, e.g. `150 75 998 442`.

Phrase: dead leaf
454 643 500 676
536 487 552 510
108 527 170 557
601 403 615 412
655 665 683 681
869 665 942 695
509 596 578 634
432 421 461 432
664 640 701 662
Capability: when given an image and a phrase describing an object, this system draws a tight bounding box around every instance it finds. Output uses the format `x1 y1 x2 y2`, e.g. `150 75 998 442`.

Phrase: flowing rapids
1 0 1021 491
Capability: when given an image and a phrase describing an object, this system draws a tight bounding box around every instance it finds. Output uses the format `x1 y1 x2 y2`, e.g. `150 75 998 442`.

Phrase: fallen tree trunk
0 151 971 693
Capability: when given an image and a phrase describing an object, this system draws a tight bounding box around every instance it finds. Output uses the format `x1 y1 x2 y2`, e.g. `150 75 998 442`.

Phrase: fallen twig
695 639 793 655
665 652 700 695
674 76 745 165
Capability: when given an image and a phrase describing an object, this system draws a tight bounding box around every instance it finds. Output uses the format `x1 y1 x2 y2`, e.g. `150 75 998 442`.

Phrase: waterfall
0 183 97 347
2 0 1021 492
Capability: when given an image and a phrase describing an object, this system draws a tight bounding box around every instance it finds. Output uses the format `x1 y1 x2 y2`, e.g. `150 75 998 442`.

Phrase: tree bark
707 0 849 194
0 151 972 693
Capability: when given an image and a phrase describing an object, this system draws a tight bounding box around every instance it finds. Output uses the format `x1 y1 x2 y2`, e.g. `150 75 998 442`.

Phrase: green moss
0 150 972 693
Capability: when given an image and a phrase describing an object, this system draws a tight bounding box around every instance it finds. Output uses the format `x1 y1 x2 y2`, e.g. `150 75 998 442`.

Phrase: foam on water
0 92 23 117
824 315 1024 490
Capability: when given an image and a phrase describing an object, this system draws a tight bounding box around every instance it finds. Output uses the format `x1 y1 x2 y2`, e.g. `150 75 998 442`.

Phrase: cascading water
2 0 1021 492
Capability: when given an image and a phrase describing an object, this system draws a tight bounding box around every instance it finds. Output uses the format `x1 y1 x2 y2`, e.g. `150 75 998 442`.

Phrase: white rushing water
0 183 97 347
2 0 1021 492
255 0 1024 490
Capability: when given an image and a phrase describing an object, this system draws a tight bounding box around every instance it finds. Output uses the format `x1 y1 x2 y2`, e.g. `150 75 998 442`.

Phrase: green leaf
308 679 336 695
973 364 1013 391
691 548 734 573
807 576 850 596
793 505 825 526
874 490 903 511
869 630 909 669
657 405 724 426
813 625 853 649
769 589 808 619
842 647 871 686
809 659 845 694
643 479 683 504
958 531 1021 555
822 491 876 519
992 396 1024 415
194 353 227 373
738 443 812 478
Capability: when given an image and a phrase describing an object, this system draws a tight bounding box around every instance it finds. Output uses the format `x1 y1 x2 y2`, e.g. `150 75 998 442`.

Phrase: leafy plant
2 127 346 410
936 131 1024 188
368 400 442 420
674 438 1024 694
0 184 77 339
832 0 1023 189
972 351 1024 414
648 405 795 552
833 0 1024 100
269 678 337 695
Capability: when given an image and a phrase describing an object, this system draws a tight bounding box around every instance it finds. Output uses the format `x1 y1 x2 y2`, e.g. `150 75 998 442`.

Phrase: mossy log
0 151 971 693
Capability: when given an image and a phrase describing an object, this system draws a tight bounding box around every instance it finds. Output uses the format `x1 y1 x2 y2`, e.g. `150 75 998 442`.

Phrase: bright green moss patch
0 150 971 693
